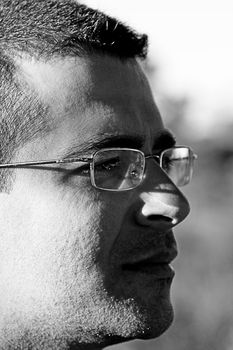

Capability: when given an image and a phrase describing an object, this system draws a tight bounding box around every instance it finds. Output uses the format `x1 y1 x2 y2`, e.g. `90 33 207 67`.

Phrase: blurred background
83 1 233 349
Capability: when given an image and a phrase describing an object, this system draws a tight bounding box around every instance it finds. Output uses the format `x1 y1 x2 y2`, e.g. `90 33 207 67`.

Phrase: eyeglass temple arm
0 157 92 168
0 150 197 169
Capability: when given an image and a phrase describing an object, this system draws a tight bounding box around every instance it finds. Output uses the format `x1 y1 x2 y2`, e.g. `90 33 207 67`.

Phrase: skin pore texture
0 54 190 349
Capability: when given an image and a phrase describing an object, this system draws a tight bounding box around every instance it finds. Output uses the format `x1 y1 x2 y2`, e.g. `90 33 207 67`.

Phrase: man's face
0 54 190 349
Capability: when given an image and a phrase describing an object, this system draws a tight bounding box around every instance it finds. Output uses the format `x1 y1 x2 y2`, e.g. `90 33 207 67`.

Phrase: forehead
19 54 165 157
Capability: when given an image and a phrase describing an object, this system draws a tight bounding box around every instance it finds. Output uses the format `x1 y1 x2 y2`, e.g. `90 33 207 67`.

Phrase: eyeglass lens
93 147 194 190
161 147 194 187
93 149 145 190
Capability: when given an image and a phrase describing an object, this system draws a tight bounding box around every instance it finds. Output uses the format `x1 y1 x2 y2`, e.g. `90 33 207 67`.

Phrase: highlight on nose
138 191 190 227
140 192 181 218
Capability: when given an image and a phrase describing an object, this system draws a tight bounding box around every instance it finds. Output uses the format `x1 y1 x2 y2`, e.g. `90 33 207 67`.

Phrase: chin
83 310 174 350
90 295 174 349
136 297 174 340
110 274 175 339
137 310 174 340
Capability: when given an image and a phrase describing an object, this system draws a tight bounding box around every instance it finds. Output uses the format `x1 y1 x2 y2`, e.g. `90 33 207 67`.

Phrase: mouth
122 261 175 278
121 250 177 279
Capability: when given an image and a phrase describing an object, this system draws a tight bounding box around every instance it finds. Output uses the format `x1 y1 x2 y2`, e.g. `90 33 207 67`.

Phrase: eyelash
70 163 90 176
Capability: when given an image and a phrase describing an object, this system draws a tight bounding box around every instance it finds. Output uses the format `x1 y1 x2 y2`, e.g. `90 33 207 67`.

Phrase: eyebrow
152 129 176 151
61 129 176 159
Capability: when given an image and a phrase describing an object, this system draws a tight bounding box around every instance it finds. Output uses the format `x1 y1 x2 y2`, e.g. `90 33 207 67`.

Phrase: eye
94 156 120 172
162 156 176 172
65 162 90 176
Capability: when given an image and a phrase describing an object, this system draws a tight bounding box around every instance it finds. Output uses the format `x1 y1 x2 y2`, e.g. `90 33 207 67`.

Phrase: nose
135 158 190 230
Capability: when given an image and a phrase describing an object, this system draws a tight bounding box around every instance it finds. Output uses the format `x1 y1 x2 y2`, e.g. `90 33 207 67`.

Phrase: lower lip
123 263 175 279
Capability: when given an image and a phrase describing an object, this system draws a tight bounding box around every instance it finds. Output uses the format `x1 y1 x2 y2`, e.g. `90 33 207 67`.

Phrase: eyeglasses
0 146 197 191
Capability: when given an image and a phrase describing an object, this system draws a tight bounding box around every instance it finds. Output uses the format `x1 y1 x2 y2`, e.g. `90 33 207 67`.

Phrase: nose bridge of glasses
145 154 160 159
142 152 180 189
142 153 167 184
145 154 161 166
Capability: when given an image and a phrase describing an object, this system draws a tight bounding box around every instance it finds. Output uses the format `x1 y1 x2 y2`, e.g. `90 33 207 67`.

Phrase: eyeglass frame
0 146 197 191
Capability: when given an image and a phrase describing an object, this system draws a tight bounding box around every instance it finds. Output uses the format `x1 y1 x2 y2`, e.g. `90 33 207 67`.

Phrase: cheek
0 188 99 296
0 184 123 288
0 174 129 320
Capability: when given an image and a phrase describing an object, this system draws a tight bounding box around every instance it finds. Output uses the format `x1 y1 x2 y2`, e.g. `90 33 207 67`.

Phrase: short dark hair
0 0 148 191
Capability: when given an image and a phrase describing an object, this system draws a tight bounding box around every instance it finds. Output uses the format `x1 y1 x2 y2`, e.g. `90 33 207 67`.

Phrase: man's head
0 1 191 349
0 0 147 191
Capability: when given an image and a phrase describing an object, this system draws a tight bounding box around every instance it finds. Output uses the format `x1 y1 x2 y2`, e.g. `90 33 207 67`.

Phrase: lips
122 261 175 278
121 249 177 278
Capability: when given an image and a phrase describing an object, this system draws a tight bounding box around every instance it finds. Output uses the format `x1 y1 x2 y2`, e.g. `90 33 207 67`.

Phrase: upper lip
122 248 178 268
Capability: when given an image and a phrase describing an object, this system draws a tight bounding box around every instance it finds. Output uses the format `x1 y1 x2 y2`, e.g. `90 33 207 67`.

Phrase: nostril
147 215 172 222
135 206 176 226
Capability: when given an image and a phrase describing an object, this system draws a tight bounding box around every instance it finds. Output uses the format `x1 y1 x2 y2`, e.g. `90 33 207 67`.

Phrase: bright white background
81 0 233 136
